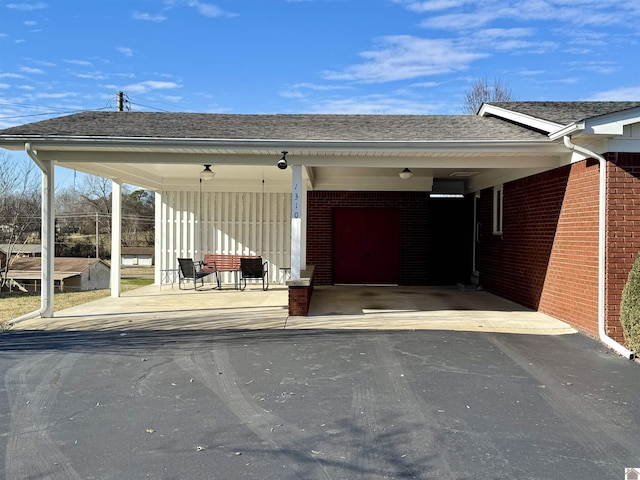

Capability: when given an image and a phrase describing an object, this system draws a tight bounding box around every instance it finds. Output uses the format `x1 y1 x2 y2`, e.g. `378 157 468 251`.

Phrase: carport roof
0 111 548 142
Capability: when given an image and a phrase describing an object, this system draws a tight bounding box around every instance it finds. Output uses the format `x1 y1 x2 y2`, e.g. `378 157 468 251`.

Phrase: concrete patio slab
10 284 577 336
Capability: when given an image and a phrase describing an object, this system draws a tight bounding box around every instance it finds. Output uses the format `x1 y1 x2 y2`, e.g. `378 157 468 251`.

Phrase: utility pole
96 212 99 259
117 91 124 112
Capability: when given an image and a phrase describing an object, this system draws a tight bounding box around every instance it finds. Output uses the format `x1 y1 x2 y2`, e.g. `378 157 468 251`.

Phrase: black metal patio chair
177 258 213 290
239 257 269 291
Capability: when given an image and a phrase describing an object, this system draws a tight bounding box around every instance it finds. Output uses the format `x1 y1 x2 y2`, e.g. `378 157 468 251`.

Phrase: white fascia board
548 122 584 141
478 104 563 133
582 107 640 136
3 135 557 156
549 106 640 140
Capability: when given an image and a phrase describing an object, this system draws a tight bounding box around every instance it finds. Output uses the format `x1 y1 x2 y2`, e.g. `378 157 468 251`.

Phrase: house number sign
292 165 302 219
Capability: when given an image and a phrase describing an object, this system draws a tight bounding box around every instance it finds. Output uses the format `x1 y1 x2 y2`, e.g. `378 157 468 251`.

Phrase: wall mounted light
200 164 215 180
399 168 413 180
277 151 288 170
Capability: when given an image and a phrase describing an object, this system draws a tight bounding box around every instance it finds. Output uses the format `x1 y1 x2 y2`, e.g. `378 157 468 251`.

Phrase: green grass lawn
0 277 154 326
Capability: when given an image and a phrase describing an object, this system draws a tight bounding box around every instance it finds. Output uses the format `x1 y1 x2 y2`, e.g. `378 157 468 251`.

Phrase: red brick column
287 267 315 316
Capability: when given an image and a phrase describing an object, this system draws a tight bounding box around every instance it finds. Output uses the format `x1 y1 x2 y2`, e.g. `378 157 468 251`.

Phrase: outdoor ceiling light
399 168 413 180
277 151 288 170
200 164 215 180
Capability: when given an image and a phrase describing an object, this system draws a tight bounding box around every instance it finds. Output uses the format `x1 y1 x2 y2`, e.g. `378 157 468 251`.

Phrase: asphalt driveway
1 325 639 479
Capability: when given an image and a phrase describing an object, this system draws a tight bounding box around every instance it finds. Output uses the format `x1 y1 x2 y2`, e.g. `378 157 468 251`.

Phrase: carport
2 103 639 359
0 110 568 311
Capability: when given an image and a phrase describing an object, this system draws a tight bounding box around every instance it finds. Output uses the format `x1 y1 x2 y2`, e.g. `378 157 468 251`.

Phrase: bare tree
462 77 514 114
0 152 41 288
56 178 155 258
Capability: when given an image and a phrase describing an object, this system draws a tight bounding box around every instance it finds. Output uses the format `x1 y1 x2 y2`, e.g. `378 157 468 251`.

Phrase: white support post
110 179 122 297
290 164 302 280
154 191 162 285
40 160 54 317
301 175 307 270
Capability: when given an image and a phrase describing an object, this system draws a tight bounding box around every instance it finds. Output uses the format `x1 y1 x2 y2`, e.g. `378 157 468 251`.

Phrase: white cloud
567 61 619 75
474 28 535 40
24 20 37 26
35 92 75 99
20 66 44 74
410 81 439 88
64 59 93 66
194 3 226 17
406 0 640 31
0 73 26 79
393 0 474 13
310 94 452 114
73 71 106 80
163 1 237 18
280 82 352 98
34 59 55 67
132 11 167 22
589 87 640 101
160 95 183 103
6 2 48 10
117 47 134 57
119 80 180 94
420 11 499 29
0 83 10 89
323 35 486 83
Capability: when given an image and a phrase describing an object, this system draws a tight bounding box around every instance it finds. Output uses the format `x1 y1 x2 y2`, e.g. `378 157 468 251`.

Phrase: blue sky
1 0 640 187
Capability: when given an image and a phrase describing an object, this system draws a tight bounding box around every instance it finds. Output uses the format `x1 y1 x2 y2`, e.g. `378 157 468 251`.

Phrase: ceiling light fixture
277 151 288 170
200 164 215 180
399 168 413 180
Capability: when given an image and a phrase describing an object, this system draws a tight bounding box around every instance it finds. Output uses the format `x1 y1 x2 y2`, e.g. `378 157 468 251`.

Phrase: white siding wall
158 191 292 285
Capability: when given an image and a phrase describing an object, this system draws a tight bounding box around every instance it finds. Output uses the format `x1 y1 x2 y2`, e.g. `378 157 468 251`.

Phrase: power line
128 101 171 112
127 95 202 113
0 105 111 121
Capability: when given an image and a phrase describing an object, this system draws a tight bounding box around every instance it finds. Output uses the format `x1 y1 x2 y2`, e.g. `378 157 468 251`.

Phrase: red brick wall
605 152 640 343
478 160 601 336
307 191 430 285
289 283 314 316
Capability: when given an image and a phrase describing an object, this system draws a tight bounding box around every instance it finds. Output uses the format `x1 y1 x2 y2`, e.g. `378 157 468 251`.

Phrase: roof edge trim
479 104 563 133
549 122 584 141
0 136 556 151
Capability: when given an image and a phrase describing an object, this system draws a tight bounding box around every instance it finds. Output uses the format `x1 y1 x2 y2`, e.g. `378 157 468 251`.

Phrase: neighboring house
0 101 639 356
7 257 110 292
0 244 41 269
121 246 154 266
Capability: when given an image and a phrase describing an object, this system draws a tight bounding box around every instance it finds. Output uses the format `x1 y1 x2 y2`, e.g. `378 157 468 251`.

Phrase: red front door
333 208 401 284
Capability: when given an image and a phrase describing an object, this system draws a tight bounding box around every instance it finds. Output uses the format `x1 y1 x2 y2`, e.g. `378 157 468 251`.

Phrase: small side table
160 268 179 290
279 267 291 284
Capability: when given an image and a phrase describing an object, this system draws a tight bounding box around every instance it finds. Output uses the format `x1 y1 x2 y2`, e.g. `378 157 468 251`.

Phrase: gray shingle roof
0 111 548 142
486 101 640 126
9 257 101 273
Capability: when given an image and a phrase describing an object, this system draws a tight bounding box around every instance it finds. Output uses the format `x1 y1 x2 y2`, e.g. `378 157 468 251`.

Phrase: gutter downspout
563 136 634 359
